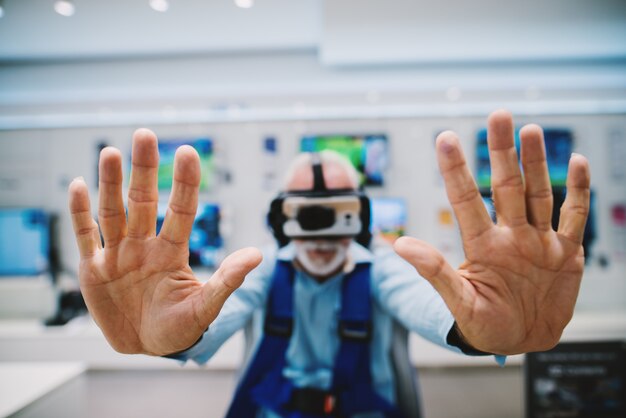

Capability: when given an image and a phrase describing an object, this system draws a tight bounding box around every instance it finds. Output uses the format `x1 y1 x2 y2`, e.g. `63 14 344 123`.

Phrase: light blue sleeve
370 245 460 352
172 245 277 365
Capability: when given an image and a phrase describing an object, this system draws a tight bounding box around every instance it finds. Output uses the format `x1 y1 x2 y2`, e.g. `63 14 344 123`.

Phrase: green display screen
157 138 214 191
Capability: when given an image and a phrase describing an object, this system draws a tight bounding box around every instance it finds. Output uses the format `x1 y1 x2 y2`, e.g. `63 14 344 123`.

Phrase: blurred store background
0 1 625 417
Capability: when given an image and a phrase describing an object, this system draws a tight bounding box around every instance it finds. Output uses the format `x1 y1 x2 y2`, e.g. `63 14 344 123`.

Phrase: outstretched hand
69 129 262 356
395 110 590 355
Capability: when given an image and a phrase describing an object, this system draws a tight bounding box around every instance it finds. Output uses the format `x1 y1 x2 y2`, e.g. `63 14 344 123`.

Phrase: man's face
286 161 357 281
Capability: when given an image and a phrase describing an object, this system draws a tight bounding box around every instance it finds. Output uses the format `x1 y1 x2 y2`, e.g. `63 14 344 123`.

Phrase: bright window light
54 0 75 17
235 0 254 9
149 0 169 13
0 1 4 19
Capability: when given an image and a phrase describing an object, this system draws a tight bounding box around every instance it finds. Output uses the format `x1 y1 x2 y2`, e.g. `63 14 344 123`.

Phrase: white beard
295 240 348 278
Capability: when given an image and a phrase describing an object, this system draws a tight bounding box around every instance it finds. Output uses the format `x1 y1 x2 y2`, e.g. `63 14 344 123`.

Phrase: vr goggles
267 154 371 248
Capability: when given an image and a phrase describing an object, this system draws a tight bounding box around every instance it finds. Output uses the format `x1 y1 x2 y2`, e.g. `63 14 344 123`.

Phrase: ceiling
0 0 320 61
1 0 626 131
1 0 625 66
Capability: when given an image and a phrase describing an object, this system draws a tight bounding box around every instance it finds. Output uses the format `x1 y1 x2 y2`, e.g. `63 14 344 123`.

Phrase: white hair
283 150 360 190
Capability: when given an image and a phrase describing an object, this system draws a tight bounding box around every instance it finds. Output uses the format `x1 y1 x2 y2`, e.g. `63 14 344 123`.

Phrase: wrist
446 322 491 356
162 330 206 359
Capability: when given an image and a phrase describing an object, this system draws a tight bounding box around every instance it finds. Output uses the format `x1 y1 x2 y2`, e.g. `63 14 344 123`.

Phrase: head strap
311 153 327 192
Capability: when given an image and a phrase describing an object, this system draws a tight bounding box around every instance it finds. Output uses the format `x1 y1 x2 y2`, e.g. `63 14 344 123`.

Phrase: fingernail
571 152 582 159
439 138 454 154
73 176 85 183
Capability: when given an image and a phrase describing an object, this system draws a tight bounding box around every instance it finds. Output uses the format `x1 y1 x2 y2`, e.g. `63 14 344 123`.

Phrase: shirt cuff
446 321 507 366
161 331 206 362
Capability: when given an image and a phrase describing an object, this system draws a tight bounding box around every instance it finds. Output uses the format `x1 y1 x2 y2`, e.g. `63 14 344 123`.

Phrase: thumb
199 247 263 325
393 236 463 308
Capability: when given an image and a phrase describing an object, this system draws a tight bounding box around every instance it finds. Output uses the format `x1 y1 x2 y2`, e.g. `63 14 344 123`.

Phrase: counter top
1 310 625 369
0 362 86 417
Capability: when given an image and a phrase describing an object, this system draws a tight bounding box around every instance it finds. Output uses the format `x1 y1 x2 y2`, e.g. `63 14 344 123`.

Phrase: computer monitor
156 202 223 268
300 134 388 186
157 138 214 191
0 208 50 276
370 197 407 244
475 128 573 191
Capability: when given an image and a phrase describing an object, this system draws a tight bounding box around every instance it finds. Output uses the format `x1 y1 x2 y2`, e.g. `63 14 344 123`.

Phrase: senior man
69 110 590 418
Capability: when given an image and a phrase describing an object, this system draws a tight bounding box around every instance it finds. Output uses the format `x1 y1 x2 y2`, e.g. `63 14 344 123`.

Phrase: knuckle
76 226 96 237
450 187 479 206
563 203 589 217
98 207 124 220
128 187 157 204
493 174 523 189
528 188 553 200
168 203 196 217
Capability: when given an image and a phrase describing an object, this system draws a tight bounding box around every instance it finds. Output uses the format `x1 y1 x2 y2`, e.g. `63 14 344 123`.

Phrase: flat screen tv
300 134 388 186
480 189 597 262
156 202 223 268
475 128 573 191
157 138 214 191
0 208 50 276
370 197 407 244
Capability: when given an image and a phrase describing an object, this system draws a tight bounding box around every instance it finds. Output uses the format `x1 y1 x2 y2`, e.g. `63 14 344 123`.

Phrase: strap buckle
264 316 293 337
289 388 338 416
323 393 336 414
338 320 372 342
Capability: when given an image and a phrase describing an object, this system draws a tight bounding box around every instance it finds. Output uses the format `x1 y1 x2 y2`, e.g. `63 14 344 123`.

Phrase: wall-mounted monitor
0 208 50 276
157 138 214 191
156 202 223 268
370 197 407 244
300 134 388 186
475 128 573 191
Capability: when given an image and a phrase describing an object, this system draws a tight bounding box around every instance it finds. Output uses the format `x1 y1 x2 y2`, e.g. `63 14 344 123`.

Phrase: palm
69 129 261 356
396 111 590 355
453 226 584 354
78 240 199 355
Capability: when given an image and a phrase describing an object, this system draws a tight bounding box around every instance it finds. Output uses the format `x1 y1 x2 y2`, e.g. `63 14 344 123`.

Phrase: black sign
525 341 626 418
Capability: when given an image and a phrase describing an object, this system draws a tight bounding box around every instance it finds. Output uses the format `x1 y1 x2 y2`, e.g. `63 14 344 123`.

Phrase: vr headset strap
310 153 327 191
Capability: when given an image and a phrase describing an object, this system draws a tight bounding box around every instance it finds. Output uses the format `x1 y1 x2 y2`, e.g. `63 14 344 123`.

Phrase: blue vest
225 260 403 418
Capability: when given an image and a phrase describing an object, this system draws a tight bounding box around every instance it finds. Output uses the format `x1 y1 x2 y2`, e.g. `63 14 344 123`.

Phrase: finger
127 129 159 239
98 147 127 247
394 237 463 309
487 110 527 227
558 154 591 243
520 124 553 231
199 248 263 325
68 177 101 258
159 146 201 245
436 131 493 241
